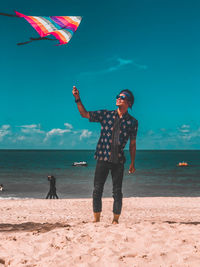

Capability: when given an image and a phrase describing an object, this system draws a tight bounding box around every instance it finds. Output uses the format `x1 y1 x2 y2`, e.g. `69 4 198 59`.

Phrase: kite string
0 12 18 17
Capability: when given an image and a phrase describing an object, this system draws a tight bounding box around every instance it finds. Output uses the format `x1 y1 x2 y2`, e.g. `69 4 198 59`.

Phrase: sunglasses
116 95 126 100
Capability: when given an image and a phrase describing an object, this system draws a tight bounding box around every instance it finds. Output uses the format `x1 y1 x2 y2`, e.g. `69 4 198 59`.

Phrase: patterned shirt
89 110 138 163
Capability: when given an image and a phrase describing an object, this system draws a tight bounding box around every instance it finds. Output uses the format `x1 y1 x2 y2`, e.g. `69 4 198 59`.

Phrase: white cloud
80 129 92 140
117 57 148 70
138 125 200 149
117 58 133 65
80 57 147 76
2 125 11 130
105 57 133 72
177 125 192 141
47 128 71 136
21 128 44 134
178 125 190 133
44 123 73 142
2 121 199 149
64 123 73 129
17 136 26 141
179 127 200 141
19 124 45 134
160 128 166 132
0 122 95 148
20 124 38 129
147 130 154 136
0 125 11 141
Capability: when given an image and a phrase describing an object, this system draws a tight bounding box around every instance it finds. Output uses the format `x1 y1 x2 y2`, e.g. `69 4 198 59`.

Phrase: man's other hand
129 164 136 174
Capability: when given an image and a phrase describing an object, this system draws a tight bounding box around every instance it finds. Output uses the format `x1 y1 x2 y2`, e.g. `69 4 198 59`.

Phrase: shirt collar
115 109 129 119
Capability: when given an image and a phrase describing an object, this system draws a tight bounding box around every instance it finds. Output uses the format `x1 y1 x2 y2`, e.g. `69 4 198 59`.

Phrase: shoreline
1 197 200 266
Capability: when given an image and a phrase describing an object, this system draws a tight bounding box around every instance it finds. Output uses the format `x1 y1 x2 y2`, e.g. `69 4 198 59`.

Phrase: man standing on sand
72 86 138 224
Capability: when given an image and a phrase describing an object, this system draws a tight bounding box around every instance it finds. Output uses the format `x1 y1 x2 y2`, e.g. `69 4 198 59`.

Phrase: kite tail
30 37 56 41
17 36 57 45
17 40 33 46
0 12 18 17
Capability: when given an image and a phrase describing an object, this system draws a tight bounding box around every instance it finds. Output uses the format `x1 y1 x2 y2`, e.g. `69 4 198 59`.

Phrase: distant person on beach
72 86 138 224
0 184 4 192
46 176 59 199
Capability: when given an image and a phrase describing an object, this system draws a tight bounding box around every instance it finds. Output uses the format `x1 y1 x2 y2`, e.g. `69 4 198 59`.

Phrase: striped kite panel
50 30 72 45
15 11 82 45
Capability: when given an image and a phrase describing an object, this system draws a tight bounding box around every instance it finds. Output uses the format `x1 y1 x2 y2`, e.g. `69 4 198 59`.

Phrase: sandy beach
0 197 200 266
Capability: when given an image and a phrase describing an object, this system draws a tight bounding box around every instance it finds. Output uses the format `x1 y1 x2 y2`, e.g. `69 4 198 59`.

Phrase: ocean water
0 150 200 199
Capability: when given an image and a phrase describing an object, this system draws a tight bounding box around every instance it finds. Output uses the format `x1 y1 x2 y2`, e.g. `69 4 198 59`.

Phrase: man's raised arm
72 86 90 119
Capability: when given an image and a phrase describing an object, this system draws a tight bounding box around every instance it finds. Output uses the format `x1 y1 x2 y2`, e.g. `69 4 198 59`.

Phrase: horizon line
0 149 199 151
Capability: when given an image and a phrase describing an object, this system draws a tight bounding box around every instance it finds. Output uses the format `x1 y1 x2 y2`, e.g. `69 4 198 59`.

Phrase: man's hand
129 164 136 174
72 86 90 119
129 139 136 174
72 86 80 100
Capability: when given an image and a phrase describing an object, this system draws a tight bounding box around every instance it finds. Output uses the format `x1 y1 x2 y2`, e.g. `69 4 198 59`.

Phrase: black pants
93 160 124 215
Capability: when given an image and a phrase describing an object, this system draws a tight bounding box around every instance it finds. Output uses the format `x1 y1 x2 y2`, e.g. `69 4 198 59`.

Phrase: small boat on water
72 161 88 167
177 161 189 167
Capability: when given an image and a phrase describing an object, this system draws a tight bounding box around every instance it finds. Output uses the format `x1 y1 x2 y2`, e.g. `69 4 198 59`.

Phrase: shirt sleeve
130 120 138 140
89 110 107 123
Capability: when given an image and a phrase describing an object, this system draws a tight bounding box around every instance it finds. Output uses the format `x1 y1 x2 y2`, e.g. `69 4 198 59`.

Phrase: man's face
116 93 129 109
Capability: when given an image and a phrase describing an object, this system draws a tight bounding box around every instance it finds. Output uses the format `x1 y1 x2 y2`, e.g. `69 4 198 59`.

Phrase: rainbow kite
0 11 82 46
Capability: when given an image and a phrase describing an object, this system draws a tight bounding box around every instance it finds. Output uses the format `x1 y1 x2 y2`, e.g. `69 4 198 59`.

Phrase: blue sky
0 0 200 149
